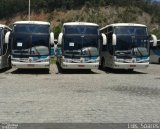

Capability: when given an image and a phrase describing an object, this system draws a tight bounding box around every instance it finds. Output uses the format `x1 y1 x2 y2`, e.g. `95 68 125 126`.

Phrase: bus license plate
78 65 85 67
130 65 136 67
27 64 35 67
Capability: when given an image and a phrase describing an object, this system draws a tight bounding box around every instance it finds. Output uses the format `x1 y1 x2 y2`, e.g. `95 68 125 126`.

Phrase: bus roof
63 22 99 27
0 24 11 30
13 21 50 25
100 23 147 30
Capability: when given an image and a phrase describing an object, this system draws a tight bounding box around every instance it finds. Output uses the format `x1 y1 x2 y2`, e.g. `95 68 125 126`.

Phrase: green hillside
0 0 160 38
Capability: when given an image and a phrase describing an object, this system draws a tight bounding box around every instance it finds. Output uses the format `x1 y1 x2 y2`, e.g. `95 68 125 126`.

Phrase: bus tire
128 69 134 72
45 68 50 74
159 58 160 64
8 57 12 69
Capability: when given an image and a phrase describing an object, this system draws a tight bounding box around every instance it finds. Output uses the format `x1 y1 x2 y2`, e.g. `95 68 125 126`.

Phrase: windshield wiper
32 46 40 55
133 47 149 57
134 47 143 57
131 36 148 57
131 44 144 57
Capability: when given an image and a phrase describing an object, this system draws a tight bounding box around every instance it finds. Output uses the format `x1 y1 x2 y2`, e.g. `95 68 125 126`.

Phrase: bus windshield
63 35 99 57
13 24 50 33
115 26 147 36
12 33 49 56
115 35 149 57
64 26 98 35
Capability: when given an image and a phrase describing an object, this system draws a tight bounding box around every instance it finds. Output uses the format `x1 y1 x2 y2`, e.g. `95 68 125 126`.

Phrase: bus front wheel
45 68 50 74
128 69 134 72
8 57 12 69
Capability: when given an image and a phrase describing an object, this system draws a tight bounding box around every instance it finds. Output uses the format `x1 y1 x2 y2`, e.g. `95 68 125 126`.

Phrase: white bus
0 24 11 69
150 40 160 64
5 21 54 71
56 22 106 69
99 23 157 71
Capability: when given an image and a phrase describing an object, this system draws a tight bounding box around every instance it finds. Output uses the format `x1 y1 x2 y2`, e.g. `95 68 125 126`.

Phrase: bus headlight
94 57 100 63
43 59 49 62
141 60 149 63
62 58 72 63
116 59 124 62
95 59 100 63
12 59 19 62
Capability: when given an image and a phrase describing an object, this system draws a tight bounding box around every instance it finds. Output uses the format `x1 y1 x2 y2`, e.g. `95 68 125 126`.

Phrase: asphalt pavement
0 64 160 123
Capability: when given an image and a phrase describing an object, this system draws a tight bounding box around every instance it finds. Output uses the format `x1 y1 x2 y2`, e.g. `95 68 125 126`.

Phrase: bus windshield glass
12 33 49 56
13 24 50 33
115 35 149 57
63 35 99 57
64 25 98 35
115 26 147 36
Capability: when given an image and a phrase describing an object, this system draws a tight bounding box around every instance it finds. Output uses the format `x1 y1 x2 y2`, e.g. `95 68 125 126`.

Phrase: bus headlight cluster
12 59 20 62
93 59 100 63
63 58 72 63
92 57 100 63
141 60 149 63
116 59 125 62
42 59 49 62
97 57 100 62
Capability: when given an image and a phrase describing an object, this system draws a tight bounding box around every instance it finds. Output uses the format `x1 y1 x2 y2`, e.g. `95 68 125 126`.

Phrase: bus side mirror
112 33 116 46
101 33 107 45
50 32 54 45
58 33 63 45
151 34 157 47
5 31 10 44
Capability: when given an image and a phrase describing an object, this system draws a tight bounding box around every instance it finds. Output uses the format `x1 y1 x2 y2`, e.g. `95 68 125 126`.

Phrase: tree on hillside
0 0 160 20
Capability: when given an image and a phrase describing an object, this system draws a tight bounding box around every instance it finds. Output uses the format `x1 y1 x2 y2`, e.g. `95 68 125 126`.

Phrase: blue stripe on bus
85 56 98 60
32 56 48 59
136 56 148 60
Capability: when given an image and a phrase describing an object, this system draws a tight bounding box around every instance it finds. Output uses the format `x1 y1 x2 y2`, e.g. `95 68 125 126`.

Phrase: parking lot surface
0 64 160 123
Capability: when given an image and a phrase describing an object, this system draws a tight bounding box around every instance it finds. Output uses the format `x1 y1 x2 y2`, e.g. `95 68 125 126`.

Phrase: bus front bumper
113 62 149 69
61 62 99 69
12 62 50 69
